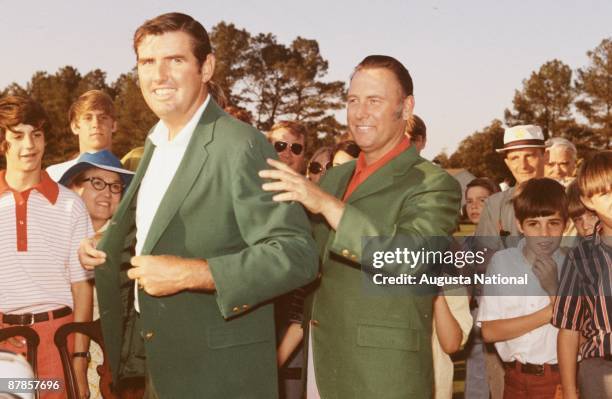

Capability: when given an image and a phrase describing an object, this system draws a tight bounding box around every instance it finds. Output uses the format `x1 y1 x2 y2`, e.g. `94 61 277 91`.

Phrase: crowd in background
0 12 611 399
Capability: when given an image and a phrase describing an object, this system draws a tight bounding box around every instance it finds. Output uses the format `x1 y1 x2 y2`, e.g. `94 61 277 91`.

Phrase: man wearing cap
473 124 546 399
78 12 317 398
0 95 94 399
475 124 546 250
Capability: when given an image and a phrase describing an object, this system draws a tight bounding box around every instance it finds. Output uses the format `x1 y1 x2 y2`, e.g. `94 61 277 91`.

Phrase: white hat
496 125 546 153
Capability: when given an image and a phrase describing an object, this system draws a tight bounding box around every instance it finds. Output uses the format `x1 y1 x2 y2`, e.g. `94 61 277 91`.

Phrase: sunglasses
81 176 124 194
274 141 304 155
308 161 333 175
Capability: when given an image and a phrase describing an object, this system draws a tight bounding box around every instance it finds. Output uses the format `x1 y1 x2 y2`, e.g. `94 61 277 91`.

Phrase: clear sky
1 0 610 159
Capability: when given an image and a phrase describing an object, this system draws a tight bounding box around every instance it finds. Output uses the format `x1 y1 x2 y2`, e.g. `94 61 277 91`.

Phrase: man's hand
78 236 107 271
127 255 215 296
259 158 345 229
533 255 559 297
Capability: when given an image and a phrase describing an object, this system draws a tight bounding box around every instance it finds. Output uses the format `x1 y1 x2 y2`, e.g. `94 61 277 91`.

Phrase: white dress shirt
477 239 565 364
134 95 210 311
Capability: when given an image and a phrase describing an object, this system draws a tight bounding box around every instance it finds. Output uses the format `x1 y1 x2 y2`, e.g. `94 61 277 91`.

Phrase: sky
1 0 610 159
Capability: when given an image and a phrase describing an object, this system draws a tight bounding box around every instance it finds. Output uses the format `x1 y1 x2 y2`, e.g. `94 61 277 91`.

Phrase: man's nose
23 133 35 148
355 103 369 120
153 61 169 82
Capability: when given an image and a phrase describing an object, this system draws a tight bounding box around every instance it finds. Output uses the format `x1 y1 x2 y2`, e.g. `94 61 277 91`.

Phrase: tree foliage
0 21 346 169
575 37 612 149
447 119 509 182
504 59 575 138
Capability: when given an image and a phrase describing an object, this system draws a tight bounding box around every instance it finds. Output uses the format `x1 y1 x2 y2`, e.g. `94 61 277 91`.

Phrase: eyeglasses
274 141 304 156
308 161 333 175
81 176 124 194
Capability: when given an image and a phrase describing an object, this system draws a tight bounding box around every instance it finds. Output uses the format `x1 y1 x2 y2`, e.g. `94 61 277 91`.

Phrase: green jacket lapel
346 145 419 204
139 101 221 255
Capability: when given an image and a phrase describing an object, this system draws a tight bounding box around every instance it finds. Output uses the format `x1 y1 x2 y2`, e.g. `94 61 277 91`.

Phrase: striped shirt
552 225 612 359
0 170 94 314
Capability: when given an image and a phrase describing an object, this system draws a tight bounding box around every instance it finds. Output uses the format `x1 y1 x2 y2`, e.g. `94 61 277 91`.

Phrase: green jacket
94 100 318 398
305 146 461 399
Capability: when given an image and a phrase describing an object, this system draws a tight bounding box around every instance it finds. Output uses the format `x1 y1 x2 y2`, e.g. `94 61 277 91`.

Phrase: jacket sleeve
207 136 319 319
328 169 461 275
474 195 504 251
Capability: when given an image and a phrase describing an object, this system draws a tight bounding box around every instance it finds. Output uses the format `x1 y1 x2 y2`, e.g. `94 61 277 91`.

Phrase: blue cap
58 150 135 188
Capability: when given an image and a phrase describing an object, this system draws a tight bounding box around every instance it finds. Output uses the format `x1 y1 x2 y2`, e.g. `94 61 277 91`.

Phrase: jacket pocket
357 322 420 351
207 325 271 349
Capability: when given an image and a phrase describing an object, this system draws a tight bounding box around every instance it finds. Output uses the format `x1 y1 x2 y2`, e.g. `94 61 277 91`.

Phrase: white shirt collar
148 94 211 148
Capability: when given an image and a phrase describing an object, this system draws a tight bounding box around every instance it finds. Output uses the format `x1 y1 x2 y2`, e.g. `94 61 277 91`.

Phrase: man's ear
70 121 80 136
401 95 415 121
515 219 524 234
200 53 216 84
111 120 117 133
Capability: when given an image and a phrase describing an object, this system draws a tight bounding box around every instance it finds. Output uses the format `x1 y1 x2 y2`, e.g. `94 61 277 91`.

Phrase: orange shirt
342 137 410 201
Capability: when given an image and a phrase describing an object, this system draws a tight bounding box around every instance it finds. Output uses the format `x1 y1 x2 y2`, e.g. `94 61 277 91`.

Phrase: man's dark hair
133 12 212 68
353 55 414 97
407 114 426 139
513 178 568 224
0 96 50 154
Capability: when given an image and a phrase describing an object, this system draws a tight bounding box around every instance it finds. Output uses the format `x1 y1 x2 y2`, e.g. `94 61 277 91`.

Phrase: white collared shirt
134 95 210 311
477 239 565 364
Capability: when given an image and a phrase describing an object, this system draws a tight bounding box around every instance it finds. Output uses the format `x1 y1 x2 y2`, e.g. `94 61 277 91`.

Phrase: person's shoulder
568 234 598 260
410 158 461 191
46 160 74 181
56 184 87 213
214 112 263 142
489 246 520 269
319 160 355 189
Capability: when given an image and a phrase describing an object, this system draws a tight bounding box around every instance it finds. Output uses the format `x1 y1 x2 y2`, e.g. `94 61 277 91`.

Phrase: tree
504 59 575 138
111 69 157 158
575 38 612 149
210 22 252 106
448 119 509 182
231 31 345 136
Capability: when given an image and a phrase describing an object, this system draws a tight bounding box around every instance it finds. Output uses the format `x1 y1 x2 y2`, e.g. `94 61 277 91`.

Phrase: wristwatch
72 351 91 362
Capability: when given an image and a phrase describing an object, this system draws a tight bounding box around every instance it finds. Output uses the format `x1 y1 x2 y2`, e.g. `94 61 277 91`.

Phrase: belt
1 306 72 326
503 361 559 376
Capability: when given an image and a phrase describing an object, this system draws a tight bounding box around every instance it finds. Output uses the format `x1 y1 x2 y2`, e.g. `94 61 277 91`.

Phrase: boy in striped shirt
553 151 612 399
0 96 93 398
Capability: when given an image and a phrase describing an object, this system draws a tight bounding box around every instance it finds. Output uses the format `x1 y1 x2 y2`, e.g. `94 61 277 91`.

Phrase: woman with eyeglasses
59 150 133 399
306 146 334 184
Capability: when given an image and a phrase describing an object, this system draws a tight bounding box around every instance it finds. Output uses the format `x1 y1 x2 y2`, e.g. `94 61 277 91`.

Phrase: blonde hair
68 90 115 125
577 151 612 198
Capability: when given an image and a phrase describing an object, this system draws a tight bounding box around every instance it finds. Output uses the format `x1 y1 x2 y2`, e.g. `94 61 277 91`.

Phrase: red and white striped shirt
0 170 94 314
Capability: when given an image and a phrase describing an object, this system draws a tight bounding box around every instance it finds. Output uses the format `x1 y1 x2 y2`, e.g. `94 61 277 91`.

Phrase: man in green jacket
79 12 318 398
261 55 462 398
